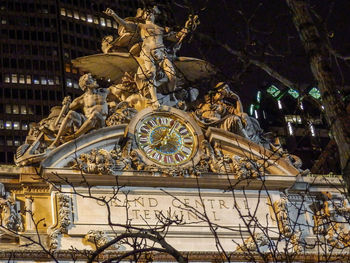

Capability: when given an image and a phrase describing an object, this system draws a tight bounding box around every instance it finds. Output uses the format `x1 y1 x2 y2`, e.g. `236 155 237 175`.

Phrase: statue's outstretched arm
104 8 137 32
69 95 84 111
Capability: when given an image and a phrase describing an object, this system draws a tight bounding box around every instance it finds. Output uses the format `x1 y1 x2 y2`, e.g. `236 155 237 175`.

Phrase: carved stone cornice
40 168 297 190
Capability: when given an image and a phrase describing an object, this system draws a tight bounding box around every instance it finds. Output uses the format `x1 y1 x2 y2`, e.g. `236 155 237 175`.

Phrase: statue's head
138 6 160 22
79 73 99 91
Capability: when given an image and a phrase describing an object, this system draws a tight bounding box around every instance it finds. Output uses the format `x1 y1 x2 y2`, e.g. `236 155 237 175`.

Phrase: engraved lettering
148 197 158 207
212 211 220 221
134 197 144 207
195 199 204 209
219 200 229 209
207 199 215 209
144 210 151 219
132 209 140 219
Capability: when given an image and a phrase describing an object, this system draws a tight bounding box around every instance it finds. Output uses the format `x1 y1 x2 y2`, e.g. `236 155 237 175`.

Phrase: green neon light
288 88 299 99
267 85 280 98
309 87 321 100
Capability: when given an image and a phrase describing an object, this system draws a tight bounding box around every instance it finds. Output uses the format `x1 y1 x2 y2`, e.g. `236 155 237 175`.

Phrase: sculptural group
15 5 300 176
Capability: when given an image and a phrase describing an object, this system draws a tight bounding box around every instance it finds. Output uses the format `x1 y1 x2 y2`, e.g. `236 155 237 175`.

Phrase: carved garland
48 194 72 250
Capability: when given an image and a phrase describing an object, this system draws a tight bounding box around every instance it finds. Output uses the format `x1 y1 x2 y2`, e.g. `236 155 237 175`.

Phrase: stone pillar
25 196 34 231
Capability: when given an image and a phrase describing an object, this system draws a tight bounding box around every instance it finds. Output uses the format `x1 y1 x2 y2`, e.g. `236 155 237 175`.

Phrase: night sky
170 0 350 107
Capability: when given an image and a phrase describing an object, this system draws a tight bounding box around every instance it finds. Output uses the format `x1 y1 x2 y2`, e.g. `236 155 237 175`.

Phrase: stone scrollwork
85 230 117 249
231 156 264 179
235 233 270 252
311 192 350 249
197 140 264 178
273 196 302 253
48 194 72 250
106 102 138 126
0 183 23 233
68 138 265 178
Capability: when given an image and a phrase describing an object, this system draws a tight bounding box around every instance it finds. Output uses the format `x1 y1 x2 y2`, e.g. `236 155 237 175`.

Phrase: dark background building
0 0 172 163
248 84 348 174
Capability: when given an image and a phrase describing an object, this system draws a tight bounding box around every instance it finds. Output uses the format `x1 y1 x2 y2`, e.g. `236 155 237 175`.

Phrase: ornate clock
128 106 203 168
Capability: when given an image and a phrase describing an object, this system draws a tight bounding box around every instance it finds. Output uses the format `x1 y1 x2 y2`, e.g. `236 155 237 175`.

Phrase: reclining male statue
50 73 109 148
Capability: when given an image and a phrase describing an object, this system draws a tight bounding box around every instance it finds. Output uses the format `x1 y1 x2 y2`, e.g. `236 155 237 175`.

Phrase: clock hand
168 120 179 137
149 139 163 147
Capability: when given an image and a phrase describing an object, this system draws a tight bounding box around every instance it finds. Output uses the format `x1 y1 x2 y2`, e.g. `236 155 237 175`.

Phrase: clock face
135 113 196 166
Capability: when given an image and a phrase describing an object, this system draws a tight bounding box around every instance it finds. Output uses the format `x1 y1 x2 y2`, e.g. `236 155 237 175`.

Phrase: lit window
80 14 86 21
285 115 302 124
73 81 79 89
94 17 99 24
20 105 27 114
55 76 60 85
72 68 78 74
28 106 34 114
4 74 10 83
12 105 19 114
309 87 321 100
299 101 304 110
19 75 25 84
309 123 316 137
249 104 254 116
321 105 325 110
287 122 293 136
40 77 47 85
13 121 20 130
112 22 117 29
5 121 12 130
67 10 72 17
106 19 112 27
100 18 106 26
60 8 66 16
87 15 93 23
26 75 31 84
11 74 17 83
5 105 11 114
267 85 280 98
256 91 261 103
288 88 299 99
66 78 72 87
33 76 40 84
65 64 71 73
22 123 28 130
14 140 20 146
74 11 79 20
277 100 282 110
1 19 6 25
0 120 4 129
6 140 13 146
48 78 54 85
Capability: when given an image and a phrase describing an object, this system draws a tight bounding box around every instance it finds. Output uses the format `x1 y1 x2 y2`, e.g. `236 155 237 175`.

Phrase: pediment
40 118 299 177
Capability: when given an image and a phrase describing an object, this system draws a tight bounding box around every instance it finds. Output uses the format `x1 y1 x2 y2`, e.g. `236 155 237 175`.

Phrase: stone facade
0 4 348 262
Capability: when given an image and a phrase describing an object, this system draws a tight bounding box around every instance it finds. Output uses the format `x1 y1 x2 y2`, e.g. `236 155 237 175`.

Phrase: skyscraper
0 0 173 163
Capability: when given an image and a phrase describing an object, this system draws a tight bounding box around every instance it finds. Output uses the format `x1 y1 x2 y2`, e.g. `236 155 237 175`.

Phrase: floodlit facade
0 2 349 263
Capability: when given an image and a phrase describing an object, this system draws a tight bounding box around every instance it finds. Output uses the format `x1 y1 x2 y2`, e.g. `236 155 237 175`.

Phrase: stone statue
50 73 109 148
0 183 23 232
195 83 269 146
104 6 198 106
107 72 150 112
